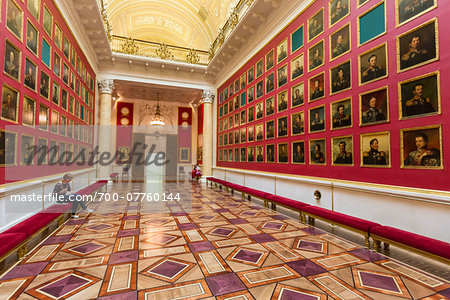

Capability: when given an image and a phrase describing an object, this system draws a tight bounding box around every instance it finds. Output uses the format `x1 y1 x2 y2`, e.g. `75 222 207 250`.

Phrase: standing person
53 173 93 218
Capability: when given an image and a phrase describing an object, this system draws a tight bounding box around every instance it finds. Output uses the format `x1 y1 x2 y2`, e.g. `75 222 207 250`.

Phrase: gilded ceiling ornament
208 44 215 61
229 8 239 30
156 43 174 60
218 28 225 47
186 49 200 64
121 37 139 55
245 0 254 6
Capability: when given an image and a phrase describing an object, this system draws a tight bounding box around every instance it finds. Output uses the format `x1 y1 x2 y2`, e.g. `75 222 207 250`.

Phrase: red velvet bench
110 173 119 182
370 226 450 264
301 206 380 248
265 194 310 219
241 187 272 202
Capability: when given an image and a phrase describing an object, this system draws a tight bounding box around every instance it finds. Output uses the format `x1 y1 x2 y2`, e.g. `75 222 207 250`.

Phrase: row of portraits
0 130 91 166
219 71 441 140
218 125 442 169
219 3 438 104
1 84 93 126
5 0 93 87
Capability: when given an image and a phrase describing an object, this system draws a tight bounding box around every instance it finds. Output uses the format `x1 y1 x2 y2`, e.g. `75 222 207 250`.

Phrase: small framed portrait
291 82 304 108
292 141 305 164
291 25 304 54
6 0 23 40
309 105 325 133
69 95 74 114
357 0 370 8
291 54 304 81
28 0 40 21
234 112 239 127
179 148 190 162
224 102 229 116
234 129 239 144
219 92 223 104
1 84 19 123
277 90 288 112
277 65 288 88
266 73 274 93
68 119 74 138
224 133 228 146
330 60 351 95
256 123 264 141
38 104 49 130
64 37 70 59
256 145 264 162
266 144 275 163
70 71 75 90
401 125 442 169
240 147 246 162
361 131 390 167
234 97 239 110
359 43 387 85
54 24 63 50
75 100 80 118
278 143 289 163
234 79 239 93
265 49 274 71
24 58 37 91
240 73 246 90
50 110 59 133
266 120 275 140
223 149 228 161
22 97 36 126
53 52 61 77
310 139 326 165
247 86 254 103
398 71 440 120
397 0 436 27
309 72 325 102
224 87 228 100
240 128 246 143
240 110 246 125
247 125 254 142
71 45 76 66
291 111 305 136
0 130 17 166
234 148 239 162
256 80 264 99
77 57 82 75
247 106 254 123
219 134 223 146
248 66 254 83
358 1 386 46
62 63 69 85
247 146 255 162
329 0 350 27
330 23 350 61
265 96 275 116
4 40 21 82
332 135 353 166
331 98 352 130
61 89 68 110
60 115 67 136
360 87 389 126
308 8 324 42
256 59 264 78
256 101 264 120
41 39 52 68
277 116 288 138
397 18 438 72
228 100 233 114
308 40 324 71
76 78 81 96
240 92 246 107
39 71 50 100
37 138 48 164
51 82 60 105
26 20 39 56
21 135 35 166
43 5 53 38
277 38 288 63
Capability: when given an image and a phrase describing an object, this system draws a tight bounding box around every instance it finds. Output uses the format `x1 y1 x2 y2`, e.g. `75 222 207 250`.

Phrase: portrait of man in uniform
39 104 49 131
277 116 288 137
331 61 351 94
399 72 439 119
278 143 288 163
309 106 325 132
291 82 304 107
331 99 352 129
26 21 38 55
4 41 21 81
397 0 436 25
277 39 288 63
266 120 275 139
247 147 254 162
266 73 275 93
360 88 388 126
0 131 16 166
1 85 18 122
330 24 350 60
330 0 349 26
277 91 288 112
266 97 275 116
64 37 70 59
309 73 325 102
256 59 264 78
361 132 390 167
247 126 254 142
256 81 263 98
256 145 264 162
240 148 246 162
292 141 305 164
308 41 324 71
332 137 353 165
310 140 326 164
234 148 239 162
266 144 275 163
256 102 264 120
53 53 61 77
24 59 37 91
359 44 387 84
6 0 23 39
277 65 288 88
398 20 437 71
266 50 274 71
247 86 254 103
247 106 254 123
43 5 53 37
401 126 441 168
28 0 40 21
22 97 35 126
256 123 264 141
21 135 34 166
291 112 304 135
308 9 324 41
291 54 304 80
240 128 246 143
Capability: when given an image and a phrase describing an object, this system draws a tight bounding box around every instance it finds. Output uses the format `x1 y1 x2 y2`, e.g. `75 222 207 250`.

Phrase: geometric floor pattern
0 181 449 299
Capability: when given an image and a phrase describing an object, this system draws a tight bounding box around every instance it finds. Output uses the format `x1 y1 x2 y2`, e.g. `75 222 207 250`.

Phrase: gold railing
110 36 210 66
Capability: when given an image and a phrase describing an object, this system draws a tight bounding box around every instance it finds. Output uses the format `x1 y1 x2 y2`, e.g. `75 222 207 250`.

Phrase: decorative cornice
98 79 114 94
202 90 215 104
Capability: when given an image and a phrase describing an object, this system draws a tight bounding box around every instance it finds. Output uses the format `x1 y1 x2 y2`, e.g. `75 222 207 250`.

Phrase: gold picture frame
400 125 442 169
331 135 354 166
360 131 391 168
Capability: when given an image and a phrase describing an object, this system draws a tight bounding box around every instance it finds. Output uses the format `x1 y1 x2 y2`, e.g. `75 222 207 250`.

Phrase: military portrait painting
331 98 352 130
308 8 324 41
397 0 436 26
360 87 389 126
330 23 350 60
309 72 325 102
329 0 350 26
4 40 21 82
401 125 442 169
308 40 324 71
292 141 305 164
1 84 18 123
332 136 353 166
310 139 326 165
359 43 387 85
330 60 351 95
0 130 17 166
361 131 390 167
291 53 304 80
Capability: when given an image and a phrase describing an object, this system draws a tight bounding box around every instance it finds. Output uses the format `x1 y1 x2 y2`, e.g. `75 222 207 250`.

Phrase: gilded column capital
98 79 114 94
202 90 215 104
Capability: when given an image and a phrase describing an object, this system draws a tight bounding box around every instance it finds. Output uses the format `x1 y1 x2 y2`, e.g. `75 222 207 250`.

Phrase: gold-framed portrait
247 146 255 162
247 125 254 142
256 58 264 78
255 123 264 141
277 115 288 138
248 86 254 103
330 23 350 61
50 110 59 134
266 144 275 163
20 134 35 166
256 80 263 99
240 147 246 162
234 148 239 162
1 84 19 123
309 104 325 133
22 96 36 126
308 40 324 71
291 82 304 108
308 8 324 42
6 0 23 41
54 23 63 50
26 19 39 56
4 39 21 82
37 138 48 164
360 86 389 126
179 147 190 162
396 0 436 27
265 49 274 71
291 111 305 136
266 73 274 93
256 145 264 162
361 131 391 168
27 0 40 21
277 38 288 64
292 141 305 164
38 104 49 131
291 53 304 81
277 64 288 88
0 130 17 166
240 127 246 143
277 90 288 113
24 57 37 92
330 60 351 95
266 120 275 140
265 96 275 116
278 143 289 164
329 0 350 27
247 65 254 83
240 73 246 90
247 106 254 123
331 135 353 166
310 138 326 165
359 43 388 85
330 97 352 130
309 72 325 102
256 101 264 120
43 4 53 38
400 125 442 169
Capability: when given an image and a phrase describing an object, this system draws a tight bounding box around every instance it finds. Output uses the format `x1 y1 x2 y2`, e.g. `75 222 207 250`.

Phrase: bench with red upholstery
265 194 310 211
0 233 27 258
370 225 450 264
110 173 119 182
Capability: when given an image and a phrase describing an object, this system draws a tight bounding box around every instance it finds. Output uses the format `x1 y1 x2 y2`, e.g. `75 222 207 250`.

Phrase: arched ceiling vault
107 0 238 51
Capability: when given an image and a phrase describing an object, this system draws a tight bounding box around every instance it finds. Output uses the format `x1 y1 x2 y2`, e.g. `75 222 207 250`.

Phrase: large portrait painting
396 0 436 26
6 0 23 40
401 125 442 169
331 98 352 130
332 135 353 166
330 23 350 61
361 131 390 167
0 130 17 166
292 141 305 164
329 0 350 27
360 87 389 126
309 105 325 133
308 40 324 71
278 143 288 163
359 43 387 85
308 8 324 42
330 60 351 95
4 40 21 82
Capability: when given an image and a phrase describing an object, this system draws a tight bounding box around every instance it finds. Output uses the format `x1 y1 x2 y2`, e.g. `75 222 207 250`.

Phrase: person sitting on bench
192 164 202 181
53 173 93 218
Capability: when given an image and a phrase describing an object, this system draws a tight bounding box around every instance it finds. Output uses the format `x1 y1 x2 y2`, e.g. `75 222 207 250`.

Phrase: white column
97 79 114 179
202 90 215 177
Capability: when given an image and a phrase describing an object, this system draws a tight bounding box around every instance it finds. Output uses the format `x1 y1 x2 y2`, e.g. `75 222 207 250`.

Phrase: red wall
1 0 96 184
216 0 450 191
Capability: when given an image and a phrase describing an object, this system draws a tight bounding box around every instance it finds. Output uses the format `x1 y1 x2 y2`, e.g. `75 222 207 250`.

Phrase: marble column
97 79 114 179
202 90 215 177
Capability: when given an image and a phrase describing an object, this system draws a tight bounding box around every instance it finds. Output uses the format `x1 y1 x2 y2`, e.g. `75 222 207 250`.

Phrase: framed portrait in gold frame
396 0 436 27
359 86 389 127
310 138 326 165
330 97 352 130
330 60 351 95
360 131 391 168
400 125 442 169
292 141 305 164
308 8 324 42
329 0 350 27
278 143 289 164
358 43 388 86
331 135 353 166
330 23 350 61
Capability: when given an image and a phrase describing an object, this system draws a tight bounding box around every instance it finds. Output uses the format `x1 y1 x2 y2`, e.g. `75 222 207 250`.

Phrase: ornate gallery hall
0 0 449 299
